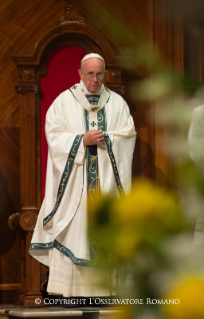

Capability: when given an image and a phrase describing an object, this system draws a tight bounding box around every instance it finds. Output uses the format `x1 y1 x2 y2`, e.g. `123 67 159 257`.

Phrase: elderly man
29 53 136 298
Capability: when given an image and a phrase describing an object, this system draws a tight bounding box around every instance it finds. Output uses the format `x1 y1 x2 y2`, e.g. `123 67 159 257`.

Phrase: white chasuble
29 83 136 296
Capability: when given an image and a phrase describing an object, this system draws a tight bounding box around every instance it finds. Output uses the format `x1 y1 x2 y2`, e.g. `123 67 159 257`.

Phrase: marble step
0 307 123 319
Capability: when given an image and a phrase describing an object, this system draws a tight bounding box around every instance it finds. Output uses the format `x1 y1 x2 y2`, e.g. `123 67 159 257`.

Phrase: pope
29 53 136 298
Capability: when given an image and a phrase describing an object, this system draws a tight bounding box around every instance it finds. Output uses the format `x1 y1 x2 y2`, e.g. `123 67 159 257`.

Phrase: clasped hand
83 130 104 146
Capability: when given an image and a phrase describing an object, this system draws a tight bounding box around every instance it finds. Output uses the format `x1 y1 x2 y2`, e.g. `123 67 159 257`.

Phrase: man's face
78 58 106 94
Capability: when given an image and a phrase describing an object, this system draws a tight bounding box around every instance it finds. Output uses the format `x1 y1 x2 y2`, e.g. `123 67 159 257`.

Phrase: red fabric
41 46 86 198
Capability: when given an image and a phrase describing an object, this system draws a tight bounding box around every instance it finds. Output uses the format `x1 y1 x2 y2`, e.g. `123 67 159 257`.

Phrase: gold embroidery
89 155 98 174
97 111 104 123
44 135 82 226
105 136 125 196
71 135 81 156
29 242 53 249
55 241 91 266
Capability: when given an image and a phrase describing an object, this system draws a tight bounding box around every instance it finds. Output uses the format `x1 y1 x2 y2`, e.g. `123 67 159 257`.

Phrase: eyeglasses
81 69 105 80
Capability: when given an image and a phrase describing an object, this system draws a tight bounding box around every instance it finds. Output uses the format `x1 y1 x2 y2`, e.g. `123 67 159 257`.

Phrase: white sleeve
45 95 85 173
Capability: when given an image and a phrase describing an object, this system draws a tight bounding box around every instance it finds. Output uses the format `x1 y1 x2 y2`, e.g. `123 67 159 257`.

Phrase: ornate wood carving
9 60 42 306
110 71 121 81
8 213 21 230
13 23 115 67
60 0 84 23
110 86 126 95
20 211 38 232
18 69 35 81
15 85 40 94
105 69 125 95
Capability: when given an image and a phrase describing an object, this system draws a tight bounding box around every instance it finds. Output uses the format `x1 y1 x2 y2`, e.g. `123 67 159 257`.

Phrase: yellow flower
114 227 139 259
113 179 182 234
88 178 183 263
163 276 204 319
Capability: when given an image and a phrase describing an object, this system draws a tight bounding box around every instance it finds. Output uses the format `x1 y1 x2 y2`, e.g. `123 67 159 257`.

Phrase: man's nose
92 74 98 81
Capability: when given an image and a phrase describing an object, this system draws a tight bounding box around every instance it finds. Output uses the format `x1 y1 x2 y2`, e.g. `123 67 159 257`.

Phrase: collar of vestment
70 83 110 112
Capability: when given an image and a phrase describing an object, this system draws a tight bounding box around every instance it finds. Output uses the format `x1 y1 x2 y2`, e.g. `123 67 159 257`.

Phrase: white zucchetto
81 53 105 63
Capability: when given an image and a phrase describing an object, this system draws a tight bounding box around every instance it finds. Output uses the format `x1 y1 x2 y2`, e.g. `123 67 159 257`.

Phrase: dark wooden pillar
8 68 43 307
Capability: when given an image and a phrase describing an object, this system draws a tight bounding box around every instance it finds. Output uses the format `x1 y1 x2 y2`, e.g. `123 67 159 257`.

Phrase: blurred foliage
81 1 204 318
89 179 184 266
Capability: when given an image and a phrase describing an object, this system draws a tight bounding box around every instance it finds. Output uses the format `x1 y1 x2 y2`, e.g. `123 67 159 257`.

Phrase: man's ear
78 69 82 79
